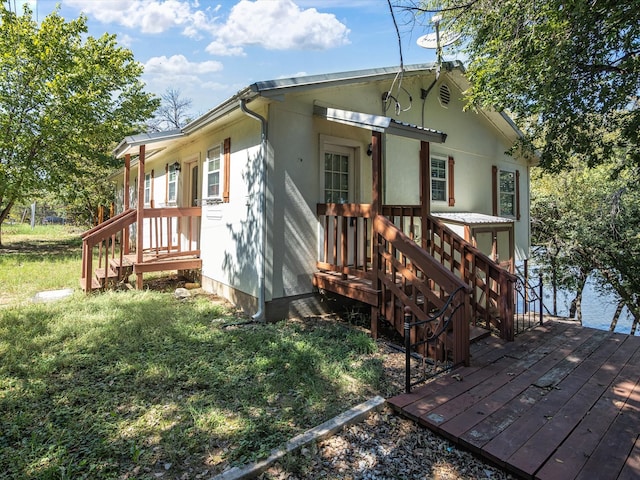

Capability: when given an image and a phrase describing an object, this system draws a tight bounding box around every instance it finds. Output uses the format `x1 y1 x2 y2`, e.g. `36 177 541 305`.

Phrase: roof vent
439 83 451 107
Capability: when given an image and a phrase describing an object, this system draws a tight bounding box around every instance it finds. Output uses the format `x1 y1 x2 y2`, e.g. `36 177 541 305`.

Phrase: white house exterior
111 62 534 321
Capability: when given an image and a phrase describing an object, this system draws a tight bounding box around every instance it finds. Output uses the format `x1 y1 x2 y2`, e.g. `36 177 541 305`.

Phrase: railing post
539 272 544 325
404 306 412 394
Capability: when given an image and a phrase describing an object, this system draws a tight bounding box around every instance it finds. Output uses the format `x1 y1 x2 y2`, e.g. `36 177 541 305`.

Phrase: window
499 170 516 217
167 163 178 204
493 166 520 219
324 151 350 203
431 155 447 202
144 172 151 205
207 145 221 198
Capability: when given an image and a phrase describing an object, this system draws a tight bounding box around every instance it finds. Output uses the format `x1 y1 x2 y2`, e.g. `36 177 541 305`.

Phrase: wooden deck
388 318 640 479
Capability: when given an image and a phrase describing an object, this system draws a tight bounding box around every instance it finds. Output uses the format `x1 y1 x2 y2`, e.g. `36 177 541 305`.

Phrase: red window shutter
516 169 521 220
492 165 498 216
448 156 455 207
223 137 231 203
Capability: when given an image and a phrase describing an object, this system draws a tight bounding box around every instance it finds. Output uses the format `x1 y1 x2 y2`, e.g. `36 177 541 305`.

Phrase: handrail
82 209 137 246
403 286 468 392
373 214 470 367
382 205 517 340
81 207 202 293
81 208 136 240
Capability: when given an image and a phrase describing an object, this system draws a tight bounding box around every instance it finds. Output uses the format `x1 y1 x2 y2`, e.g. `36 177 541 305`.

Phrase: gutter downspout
240 99 268 322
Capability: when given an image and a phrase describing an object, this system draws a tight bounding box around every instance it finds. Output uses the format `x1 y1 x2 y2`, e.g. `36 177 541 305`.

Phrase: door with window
181 159 200 251
323 145 354 204
321 143 364 267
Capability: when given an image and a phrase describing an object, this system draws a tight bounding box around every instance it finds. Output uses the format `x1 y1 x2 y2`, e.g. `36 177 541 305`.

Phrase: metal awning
112 129 184 159
313 105 447 143
432 212 514 225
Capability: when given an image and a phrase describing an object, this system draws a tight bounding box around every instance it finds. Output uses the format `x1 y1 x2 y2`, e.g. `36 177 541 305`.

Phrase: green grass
0 225 385 479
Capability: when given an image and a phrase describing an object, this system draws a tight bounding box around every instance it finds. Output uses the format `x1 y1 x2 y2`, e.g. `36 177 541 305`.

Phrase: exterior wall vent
439 84 451 107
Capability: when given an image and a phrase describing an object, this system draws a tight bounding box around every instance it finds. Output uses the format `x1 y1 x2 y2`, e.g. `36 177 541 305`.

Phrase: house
81 62 534 365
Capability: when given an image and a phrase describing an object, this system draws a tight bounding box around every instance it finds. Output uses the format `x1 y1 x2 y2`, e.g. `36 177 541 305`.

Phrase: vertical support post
524 258 529 313
539 272 544 325
123 154 131 255
371 131 383 338
136 145 146 289
419 141 429 251
404 306 412 394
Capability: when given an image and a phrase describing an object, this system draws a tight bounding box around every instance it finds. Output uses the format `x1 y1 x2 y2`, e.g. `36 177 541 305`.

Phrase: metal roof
432 212 514 225
313 105 447 143
113 129 183 158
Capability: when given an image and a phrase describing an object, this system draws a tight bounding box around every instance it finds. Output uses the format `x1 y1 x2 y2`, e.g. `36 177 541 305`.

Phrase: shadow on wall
222 146 264 304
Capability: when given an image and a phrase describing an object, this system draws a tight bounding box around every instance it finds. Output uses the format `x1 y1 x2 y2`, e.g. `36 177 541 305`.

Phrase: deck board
388 318 640 480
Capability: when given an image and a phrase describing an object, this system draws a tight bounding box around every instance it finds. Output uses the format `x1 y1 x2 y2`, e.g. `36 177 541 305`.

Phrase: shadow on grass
0 291 382 479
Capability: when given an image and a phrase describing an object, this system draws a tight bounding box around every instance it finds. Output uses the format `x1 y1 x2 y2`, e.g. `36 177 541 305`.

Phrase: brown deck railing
316 203 373 279
81 207 201 292
373 214 471 366
317 203 517 341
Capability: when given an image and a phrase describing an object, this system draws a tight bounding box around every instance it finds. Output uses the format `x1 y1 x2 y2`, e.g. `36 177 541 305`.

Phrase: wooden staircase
80 207 202 292
315 202 518 372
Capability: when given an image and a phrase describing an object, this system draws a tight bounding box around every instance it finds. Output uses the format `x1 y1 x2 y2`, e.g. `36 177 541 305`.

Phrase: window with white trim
324 149 351 203
168 163 178 204
499 170 516 217
144 173 151 205
431 154 447 202
206 145 221 199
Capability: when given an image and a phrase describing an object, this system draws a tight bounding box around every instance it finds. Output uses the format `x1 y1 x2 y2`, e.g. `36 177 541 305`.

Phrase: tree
531 161 640 326
146 88 193 132
398 0 640 170
0 6 159 235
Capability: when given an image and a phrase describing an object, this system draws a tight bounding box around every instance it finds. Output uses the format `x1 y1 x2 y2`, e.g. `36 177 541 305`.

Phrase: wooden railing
316 203 373 279
382 205 517 340
81 208 137 292
81 207 202 292
317 203 517 341
142 207 201 257
373 214 471 366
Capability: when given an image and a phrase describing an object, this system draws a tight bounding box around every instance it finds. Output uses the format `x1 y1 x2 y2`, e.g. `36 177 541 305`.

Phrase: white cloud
66 0 213 34
207 0 350 55
66 1 350 56
144 55 223 76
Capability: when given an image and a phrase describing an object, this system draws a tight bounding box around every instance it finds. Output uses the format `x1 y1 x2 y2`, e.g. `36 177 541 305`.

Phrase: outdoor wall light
171 161 181 172
367 143 373 156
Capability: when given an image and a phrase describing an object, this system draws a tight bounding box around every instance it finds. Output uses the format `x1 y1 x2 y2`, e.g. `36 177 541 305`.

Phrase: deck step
79 276 101 291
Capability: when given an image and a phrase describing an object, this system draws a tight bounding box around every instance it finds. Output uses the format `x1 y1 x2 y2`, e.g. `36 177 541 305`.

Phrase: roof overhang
313 105 447 143
112 129 184 159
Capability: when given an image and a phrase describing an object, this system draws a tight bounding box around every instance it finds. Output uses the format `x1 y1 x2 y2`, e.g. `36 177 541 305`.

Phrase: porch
388 318 640 480
80 206 201 291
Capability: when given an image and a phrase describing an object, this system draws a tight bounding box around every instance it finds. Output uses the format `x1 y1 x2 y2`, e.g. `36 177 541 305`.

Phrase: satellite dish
417 30 461 49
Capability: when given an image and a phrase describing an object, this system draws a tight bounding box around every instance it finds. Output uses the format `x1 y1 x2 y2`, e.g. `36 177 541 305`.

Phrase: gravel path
258 340 516 480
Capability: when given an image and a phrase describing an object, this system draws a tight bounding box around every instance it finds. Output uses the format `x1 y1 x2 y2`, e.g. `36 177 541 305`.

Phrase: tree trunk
609 300 625 332
0 199 15 247
569 268 589 324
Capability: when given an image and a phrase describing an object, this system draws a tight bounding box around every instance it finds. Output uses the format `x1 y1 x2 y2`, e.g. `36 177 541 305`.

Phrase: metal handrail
403 285 468 393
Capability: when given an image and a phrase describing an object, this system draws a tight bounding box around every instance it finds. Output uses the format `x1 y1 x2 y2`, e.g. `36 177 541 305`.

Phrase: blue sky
18 1 457 117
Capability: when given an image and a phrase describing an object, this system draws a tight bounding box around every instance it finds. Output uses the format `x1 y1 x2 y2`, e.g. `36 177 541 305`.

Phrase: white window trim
143 172 151 206
204 143 223 204
319 134 362 204
167 163 178 205
430 153 448 204
498 168 516 218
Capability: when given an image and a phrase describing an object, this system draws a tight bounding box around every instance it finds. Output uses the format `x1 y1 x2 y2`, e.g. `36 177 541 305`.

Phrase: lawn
0 225 386 479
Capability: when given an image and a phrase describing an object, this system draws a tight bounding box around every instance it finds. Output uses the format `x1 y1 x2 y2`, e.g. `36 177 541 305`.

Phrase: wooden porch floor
388 318 640 480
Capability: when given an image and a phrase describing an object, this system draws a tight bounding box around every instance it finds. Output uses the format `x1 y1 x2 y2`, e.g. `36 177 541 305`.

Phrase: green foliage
0 6 159 224
531 162 640 321
415 0 640 169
